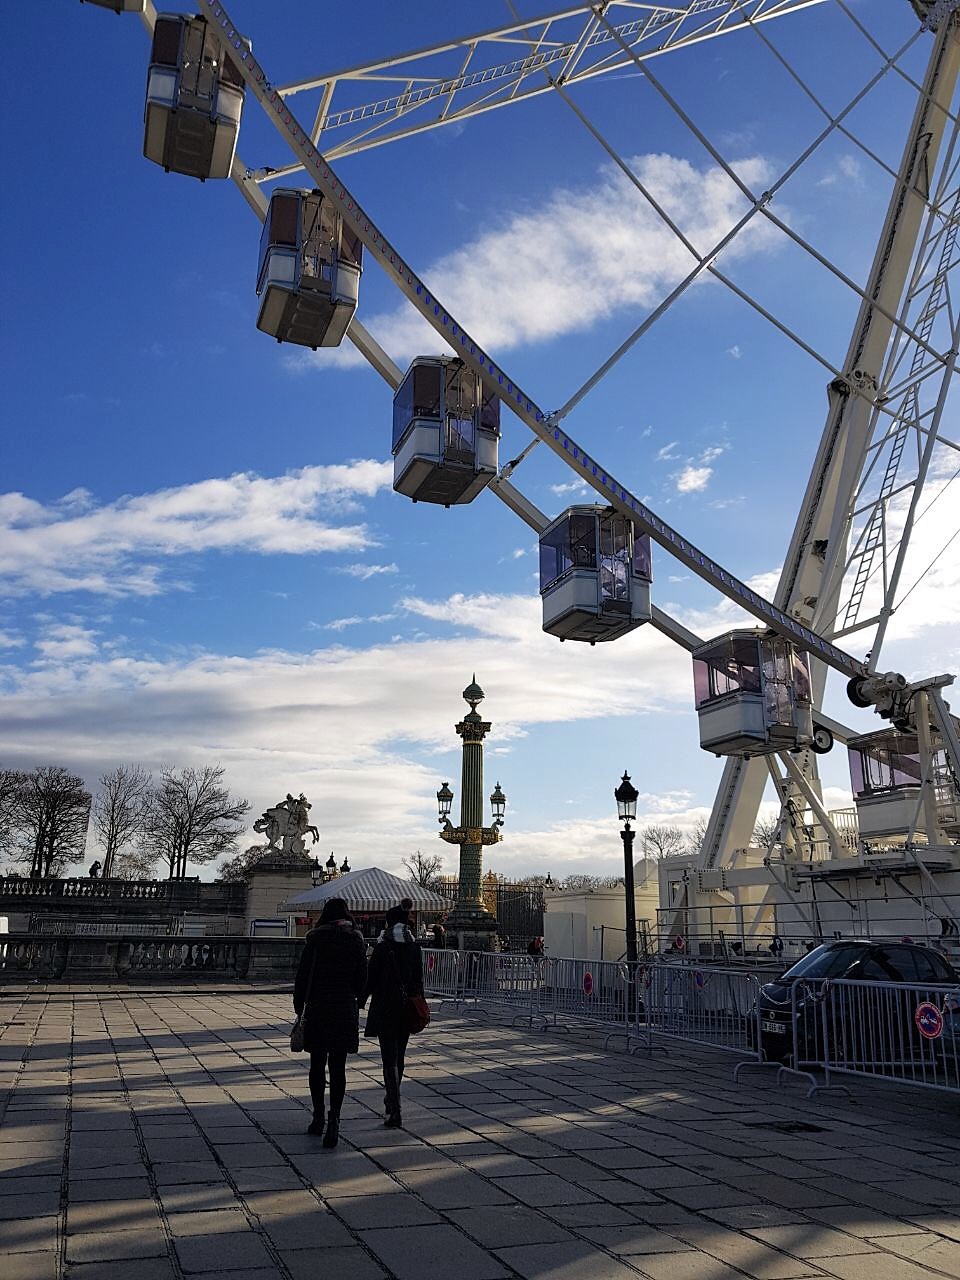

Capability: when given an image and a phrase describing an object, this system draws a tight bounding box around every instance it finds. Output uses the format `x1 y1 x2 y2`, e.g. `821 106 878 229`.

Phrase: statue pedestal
445 906 498 952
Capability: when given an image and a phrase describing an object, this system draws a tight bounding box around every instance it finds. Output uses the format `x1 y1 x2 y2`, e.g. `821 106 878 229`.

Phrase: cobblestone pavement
2 985 960 1280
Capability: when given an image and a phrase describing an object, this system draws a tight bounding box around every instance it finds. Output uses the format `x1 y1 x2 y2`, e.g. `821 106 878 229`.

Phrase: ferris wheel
80 0 960 908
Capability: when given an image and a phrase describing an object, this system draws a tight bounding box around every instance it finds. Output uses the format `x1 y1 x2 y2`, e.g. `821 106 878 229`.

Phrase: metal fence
422 951 761 1057
775 976 960 1096
638 963 763 1059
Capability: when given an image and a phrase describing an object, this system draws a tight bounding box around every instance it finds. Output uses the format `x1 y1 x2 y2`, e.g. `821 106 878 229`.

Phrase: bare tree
559 874 604 890
111 847 161 880
93 765 152 878
0 769 26 845
753 814 782 850
11 766 92 878
639 824 687 859
217 844 271 883
402 850 444 889
143 765 249 879
685 816 709 858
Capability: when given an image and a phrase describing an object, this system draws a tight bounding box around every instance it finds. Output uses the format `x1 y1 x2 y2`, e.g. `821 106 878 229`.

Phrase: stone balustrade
0 933 303 982
0 875 247 922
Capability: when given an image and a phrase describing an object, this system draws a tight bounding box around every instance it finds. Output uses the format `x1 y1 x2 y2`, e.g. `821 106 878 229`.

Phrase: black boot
384 1111 402 1129
322 1112 340 1148
307 1111 325 1137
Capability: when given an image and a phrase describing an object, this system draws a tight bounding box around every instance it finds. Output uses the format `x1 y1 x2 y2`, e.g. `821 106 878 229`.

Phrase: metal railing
773 976 960 1096
638 962 763 1060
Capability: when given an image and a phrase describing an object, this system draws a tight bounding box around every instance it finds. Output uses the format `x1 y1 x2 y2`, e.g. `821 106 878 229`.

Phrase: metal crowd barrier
639 962 764 1062
420 949 960 1099
780 976 960 1097
421 948 463 1003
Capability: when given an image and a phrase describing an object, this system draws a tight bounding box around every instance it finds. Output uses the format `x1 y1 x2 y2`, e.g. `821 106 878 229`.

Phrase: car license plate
761 1019 786 1034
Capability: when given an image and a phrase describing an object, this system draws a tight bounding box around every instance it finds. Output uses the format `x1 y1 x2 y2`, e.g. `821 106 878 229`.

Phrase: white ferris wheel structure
80 0 960 950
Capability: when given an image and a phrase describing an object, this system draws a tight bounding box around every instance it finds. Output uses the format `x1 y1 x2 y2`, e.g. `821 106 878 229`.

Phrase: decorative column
437 676 505 951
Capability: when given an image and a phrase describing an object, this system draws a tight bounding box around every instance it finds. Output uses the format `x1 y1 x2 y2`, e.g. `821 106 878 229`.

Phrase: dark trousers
378 1031 410 1118
309 1049 347 1120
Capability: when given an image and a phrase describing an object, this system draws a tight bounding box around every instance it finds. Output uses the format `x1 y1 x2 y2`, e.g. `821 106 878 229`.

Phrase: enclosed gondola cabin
143 14 246 180
848 728 960 841
692 630 829 757
256 190 362 349
392 358 499 505
539 507 652 643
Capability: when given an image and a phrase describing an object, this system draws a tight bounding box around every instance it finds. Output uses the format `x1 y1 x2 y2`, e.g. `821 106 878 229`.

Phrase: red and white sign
674 935 685 952
426 953 436 973
582 971 594 996
915 1001 944 1040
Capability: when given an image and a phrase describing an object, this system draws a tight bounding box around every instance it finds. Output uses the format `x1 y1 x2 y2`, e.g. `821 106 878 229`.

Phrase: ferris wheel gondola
143 13 246 181
392 358 500 506
256 189 362 349
692 630 833 759
538 506 652 643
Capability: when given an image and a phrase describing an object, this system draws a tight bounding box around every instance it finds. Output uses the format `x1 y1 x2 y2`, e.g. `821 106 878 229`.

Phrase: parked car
757 939 958 1065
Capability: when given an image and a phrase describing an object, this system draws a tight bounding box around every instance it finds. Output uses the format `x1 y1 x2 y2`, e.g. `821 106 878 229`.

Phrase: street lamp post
436 676 506 951
615 771 640 1022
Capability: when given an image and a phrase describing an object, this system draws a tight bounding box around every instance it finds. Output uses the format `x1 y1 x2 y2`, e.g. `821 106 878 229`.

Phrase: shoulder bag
290 942 318 1052
390 944 431 1034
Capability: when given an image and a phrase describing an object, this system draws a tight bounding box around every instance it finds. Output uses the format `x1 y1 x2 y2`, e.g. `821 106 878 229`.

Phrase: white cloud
0 591 694 873
818 154 865 189
655 442 679 462
0 631 24 650
333 562 399 580
675 466 712 493
726 344 742 359
700 445 726 464
34 624 99 662
550 480 589 496
0 461 393 598
324 616 365 632
293 152 782 369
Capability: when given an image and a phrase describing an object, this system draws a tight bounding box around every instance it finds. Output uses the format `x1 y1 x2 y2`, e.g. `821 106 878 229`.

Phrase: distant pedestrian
88 861 102 879
293 898 367 1148
431 922 445 948
527 936 544 957
362 904 424 1129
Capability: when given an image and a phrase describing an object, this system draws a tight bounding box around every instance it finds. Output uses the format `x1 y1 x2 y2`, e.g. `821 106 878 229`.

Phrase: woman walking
293 897 367 1148
362 904 424 1128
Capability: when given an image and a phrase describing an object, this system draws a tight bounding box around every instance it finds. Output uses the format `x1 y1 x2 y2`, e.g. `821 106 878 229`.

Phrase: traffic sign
675 935 685 952
915 1001 944 1040
582 971 594 996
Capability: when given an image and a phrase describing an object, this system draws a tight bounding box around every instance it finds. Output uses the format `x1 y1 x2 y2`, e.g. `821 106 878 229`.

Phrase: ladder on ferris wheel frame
697 8 960 869
254 0 832 172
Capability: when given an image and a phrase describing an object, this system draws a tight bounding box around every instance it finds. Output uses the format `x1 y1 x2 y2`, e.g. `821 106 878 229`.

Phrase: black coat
294 923 368 1055
362 934 424 1039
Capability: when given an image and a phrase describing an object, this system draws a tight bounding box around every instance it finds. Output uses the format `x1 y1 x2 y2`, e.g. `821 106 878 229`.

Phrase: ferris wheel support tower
698 0 960 870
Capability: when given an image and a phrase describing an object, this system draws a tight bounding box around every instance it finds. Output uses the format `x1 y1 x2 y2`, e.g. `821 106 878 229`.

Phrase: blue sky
1 1 957 879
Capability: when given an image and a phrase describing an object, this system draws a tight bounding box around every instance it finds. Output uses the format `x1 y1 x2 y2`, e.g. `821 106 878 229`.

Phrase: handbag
390 944 431 1034
291 942 318 1053
404 993 431 1034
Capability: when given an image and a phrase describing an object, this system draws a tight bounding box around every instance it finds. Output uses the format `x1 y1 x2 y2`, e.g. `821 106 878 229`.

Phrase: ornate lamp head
615 771 639 824
490 782 506 825
437 781 454 823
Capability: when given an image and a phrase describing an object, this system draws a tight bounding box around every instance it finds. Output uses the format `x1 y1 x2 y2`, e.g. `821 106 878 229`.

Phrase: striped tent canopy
282 866 451 913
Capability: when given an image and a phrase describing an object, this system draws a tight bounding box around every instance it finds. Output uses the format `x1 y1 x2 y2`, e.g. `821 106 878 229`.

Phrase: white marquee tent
281 866 452 915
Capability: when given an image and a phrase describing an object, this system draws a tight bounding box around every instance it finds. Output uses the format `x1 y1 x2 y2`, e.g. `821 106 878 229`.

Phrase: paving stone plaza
2 984 960 1280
